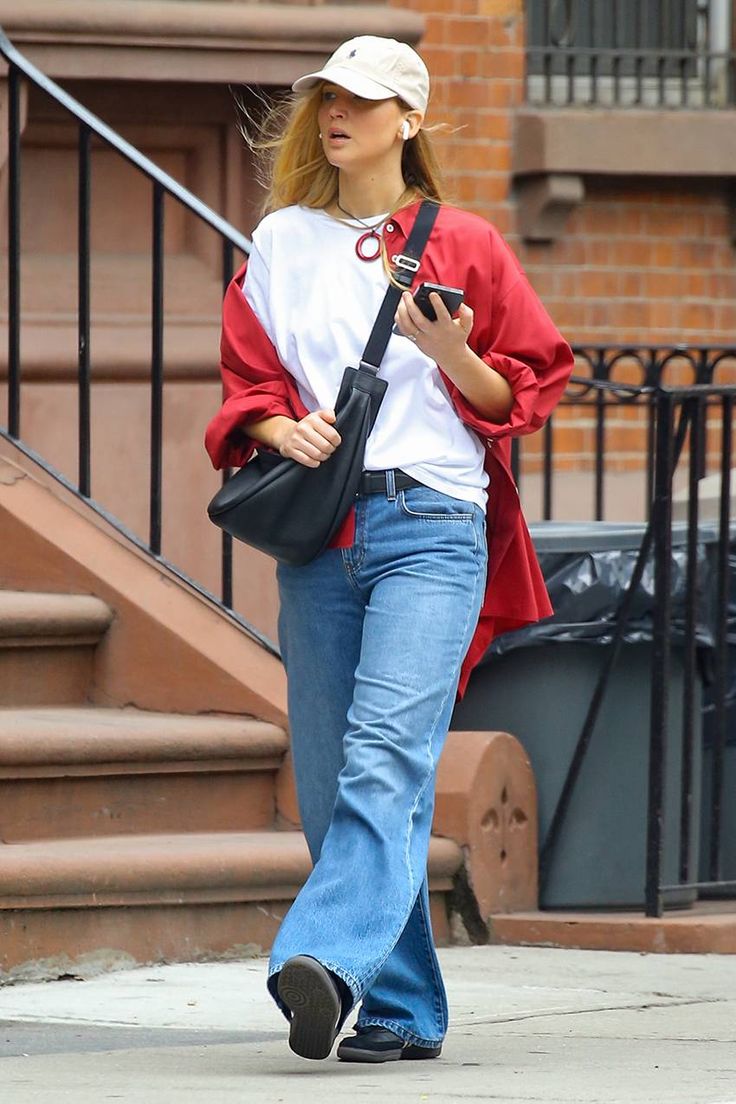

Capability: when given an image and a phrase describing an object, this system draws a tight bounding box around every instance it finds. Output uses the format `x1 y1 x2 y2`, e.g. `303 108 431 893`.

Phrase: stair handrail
0 28 280 657
0 27 251 254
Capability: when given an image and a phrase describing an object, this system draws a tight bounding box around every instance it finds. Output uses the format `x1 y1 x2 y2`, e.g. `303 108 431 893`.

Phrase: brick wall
389 0 736 478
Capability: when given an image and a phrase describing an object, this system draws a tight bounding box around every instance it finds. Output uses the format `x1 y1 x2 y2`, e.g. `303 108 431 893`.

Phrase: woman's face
317 83 417 173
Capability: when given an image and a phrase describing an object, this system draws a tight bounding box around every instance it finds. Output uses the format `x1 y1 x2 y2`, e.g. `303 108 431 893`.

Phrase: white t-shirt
242 205 488 509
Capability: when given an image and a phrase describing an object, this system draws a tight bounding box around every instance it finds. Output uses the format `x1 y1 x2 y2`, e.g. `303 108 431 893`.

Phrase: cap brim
291 64 397 101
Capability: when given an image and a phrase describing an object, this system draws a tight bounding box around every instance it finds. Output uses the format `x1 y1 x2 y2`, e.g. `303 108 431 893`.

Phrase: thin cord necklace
336 200 387 263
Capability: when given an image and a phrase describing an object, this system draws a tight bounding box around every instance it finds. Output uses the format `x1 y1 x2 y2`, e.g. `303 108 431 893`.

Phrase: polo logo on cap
348 49 357 57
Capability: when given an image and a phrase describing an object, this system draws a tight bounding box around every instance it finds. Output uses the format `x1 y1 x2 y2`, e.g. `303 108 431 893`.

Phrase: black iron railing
0 28 277 657
527 0 736 108
533 378 735 916
512 345 736 521
646 384 734 914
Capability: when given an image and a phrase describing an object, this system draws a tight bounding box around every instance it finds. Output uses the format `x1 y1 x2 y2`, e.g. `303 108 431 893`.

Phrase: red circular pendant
355 230 382 262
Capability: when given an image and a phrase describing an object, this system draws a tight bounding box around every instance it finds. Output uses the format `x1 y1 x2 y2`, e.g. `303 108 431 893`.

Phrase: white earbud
401 120 410 140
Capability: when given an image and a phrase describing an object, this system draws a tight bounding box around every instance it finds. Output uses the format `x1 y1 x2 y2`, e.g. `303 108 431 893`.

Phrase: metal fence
531 378 735 916
512 345 736 520
526 0 736 108
0 27 272 656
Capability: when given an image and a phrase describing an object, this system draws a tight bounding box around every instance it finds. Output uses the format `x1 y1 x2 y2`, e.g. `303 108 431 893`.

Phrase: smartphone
392 281 465 335
412 282 465 321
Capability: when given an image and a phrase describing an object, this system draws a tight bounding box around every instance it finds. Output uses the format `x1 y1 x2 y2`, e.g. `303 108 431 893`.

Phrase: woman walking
205 35 573 1064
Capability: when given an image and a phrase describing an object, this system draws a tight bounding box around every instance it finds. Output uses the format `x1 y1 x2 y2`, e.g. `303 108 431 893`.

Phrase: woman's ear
403 110 424 141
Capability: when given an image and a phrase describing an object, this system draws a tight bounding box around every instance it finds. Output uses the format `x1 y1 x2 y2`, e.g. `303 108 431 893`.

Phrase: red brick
651 242 676 267
484 50 524 79
422 14 448 44
580 205 621 235
649 302 677 330
467 111 512 140
706 209 730 237
611 239 647 266
584 239 612 266
446 17 491 46
641 271 685 299
581 270 619 298
680 302 716 332
421 47 456 78
451 80 494 108
456 50 481 78
676 240 719 268
619 273 642 298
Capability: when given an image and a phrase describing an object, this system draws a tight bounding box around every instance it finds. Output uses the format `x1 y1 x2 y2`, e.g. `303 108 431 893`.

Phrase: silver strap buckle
391 253 420 273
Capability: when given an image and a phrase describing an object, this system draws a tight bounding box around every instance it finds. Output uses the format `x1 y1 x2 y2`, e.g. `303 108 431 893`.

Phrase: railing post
679 395 701 884
708 393 733 882
7 64 21 438
221 238 235 609
150 181 164 556
645 388 675 918
594 376 605 520
78 122 92 497
543 415 553 520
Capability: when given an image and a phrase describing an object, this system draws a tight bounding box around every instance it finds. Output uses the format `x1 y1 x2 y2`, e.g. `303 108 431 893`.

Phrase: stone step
0 706 289 841
0 592 113 706
0 830 463 979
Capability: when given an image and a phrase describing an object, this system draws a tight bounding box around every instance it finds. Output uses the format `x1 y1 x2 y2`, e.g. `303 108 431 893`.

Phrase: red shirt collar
385 198 426 237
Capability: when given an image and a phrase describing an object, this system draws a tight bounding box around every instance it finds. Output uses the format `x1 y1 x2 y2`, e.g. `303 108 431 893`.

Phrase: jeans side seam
416 885 449 1031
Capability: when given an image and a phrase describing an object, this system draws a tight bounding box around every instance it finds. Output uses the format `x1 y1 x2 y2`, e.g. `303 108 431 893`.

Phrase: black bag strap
359 200 441 374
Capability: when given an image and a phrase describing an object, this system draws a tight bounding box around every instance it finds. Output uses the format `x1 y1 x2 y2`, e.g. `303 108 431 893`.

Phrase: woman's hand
394 290 474 366
277 409 342 468
394 290 513 420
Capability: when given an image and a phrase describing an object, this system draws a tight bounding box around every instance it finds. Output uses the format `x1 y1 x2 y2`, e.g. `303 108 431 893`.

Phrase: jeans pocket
398 486 476 521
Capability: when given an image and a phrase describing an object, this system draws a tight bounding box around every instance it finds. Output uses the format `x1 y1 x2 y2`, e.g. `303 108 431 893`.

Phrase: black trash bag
484 522 717 660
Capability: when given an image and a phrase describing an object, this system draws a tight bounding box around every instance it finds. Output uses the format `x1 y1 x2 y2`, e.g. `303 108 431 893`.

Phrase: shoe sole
337 1041 442 1063
277 956 341 1061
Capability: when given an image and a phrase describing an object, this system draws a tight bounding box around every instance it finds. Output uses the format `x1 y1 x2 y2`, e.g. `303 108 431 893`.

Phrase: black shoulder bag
207 200 440 566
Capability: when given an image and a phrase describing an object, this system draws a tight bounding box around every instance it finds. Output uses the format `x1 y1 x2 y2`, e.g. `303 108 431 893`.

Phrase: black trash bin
451 521 716 909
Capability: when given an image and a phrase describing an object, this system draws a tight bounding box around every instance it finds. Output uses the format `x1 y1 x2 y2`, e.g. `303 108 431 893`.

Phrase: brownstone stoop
0 443 539 981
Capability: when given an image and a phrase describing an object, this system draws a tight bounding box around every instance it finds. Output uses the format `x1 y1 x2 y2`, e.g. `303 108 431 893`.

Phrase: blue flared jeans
267 481 488 1049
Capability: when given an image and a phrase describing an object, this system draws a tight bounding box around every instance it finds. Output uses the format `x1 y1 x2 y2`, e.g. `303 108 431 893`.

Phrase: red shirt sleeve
442 225 574 440
204 263 307 470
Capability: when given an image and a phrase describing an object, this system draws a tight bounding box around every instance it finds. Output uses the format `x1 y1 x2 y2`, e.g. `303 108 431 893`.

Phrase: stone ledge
0 591 113 642
0 706 288 768
0 0 423 83
513 108 736 242
514 108 736 178
0 829 462 908
489 901 736 954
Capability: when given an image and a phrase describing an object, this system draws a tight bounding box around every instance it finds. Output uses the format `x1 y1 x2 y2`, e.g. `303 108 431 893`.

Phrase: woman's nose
329 96 348 116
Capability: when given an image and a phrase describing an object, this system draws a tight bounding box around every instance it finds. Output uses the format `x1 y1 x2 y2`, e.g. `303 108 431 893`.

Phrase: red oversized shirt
205 200 574 697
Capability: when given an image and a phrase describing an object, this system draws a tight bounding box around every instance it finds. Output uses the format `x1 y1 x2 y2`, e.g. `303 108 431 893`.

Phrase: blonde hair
235 85 449 288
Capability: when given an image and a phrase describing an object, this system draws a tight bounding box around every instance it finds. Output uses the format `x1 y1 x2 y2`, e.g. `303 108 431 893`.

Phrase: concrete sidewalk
0 945 734 1103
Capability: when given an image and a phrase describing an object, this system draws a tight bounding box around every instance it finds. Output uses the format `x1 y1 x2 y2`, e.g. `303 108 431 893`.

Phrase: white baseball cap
292 36 429 114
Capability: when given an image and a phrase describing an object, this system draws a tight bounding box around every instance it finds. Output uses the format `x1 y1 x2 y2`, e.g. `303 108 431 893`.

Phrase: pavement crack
454 996 729 1028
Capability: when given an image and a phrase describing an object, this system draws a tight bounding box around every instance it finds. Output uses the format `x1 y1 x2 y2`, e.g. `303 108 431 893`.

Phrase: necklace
336 201 386 262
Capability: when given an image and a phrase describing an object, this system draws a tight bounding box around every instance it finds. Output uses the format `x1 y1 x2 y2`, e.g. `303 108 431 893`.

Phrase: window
526 0 734 107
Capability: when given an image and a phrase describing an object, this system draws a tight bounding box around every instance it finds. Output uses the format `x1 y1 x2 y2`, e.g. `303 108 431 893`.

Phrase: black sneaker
337 1025 443 1063
277 955 343 1060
